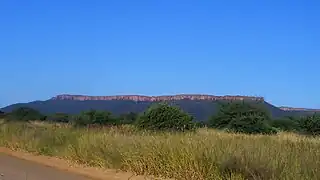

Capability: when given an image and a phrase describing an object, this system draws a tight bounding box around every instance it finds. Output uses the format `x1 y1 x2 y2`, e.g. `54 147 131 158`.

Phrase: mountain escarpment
1 94 319 121
51 94 265 102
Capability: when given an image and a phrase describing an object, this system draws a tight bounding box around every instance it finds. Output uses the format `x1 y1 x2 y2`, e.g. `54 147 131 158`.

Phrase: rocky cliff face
51 94 265 102
279 106 320 112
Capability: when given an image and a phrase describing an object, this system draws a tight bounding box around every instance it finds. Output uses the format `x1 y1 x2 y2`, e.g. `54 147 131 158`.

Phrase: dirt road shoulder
0 147 158 180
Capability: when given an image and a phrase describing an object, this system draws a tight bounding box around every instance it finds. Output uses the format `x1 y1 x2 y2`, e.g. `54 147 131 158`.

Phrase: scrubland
0 122 319 180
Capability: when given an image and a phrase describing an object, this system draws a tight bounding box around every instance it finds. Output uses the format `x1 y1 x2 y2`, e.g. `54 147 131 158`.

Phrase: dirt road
0 153 90 180
0 148 155 180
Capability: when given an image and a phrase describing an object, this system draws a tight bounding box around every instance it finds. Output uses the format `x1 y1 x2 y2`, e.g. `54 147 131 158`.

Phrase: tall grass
0 122 319 180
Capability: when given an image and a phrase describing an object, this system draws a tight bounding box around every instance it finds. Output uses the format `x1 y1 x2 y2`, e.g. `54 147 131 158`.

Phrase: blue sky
0 0 319 108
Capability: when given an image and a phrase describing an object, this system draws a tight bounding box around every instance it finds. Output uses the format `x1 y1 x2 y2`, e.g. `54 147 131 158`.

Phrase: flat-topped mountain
1 94 319 121
52 94 265 101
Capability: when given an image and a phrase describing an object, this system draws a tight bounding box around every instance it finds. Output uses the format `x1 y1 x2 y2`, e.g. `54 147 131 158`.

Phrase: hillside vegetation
2 101 320 135
2 95 318 121
1 101 320 179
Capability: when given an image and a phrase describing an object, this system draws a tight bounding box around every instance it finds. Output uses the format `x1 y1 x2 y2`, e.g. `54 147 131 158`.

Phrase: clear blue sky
0 0 319 108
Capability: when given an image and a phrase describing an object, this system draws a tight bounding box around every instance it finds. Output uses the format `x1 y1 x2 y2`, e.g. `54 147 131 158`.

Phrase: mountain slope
1 94 318 121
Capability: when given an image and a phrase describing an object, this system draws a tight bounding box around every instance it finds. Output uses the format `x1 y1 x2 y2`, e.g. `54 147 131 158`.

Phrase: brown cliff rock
51 94 264 102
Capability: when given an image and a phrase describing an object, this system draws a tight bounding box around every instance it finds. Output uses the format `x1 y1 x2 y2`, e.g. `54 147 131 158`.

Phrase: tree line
1 101 320 135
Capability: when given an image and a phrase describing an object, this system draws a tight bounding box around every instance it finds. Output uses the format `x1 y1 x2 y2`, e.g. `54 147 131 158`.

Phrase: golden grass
0 122 319 180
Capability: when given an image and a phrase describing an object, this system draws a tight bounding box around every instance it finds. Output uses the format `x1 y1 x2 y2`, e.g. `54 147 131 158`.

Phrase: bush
209 101 269 128
72 110 118 127
227 114 278 134
135 103 196 132
209 101 276 134
297 114 320 135
195 121 207 128
118 112 138 125
46 113 70 123
5 107 45 121
0 110 5 119
270 117 300 132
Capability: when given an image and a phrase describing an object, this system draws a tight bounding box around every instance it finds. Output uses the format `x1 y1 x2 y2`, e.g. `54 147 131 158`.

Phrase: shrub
227 114 278 134
72 110 118 127
195 121 207 128
298 114 320 135
5 107 45 121
270 117 300 132
0 110 5 119
46 113 70 123
118 112 138 125
135 103 196 132
209 101 276 134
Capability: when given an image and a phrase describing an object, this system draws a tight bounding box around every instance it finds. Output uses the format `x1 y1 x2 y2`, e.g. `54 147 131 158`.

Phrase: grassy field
0 121 319 180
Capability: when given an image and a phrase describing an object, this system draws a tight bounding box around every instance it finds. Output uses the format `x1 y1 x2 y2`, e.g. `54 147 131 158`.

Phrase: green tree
118 112 138 125
270 117 300 132
72 110 117 127
209 101 276 134
0 110 5 119
297 114 320 135
46 113 70 123
5 107 45 121
135 103 196 132
227 114 277 134
195 121 207 128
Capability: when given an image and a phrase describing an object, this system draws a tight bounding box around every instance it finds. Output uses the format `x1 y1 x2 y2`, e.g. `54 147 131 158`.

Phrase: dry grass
0 122 319 180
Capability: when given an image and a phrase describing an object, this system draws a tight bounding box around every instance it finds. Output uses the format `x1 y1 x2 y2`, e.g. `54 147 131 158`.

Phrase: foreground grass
0 122 319 180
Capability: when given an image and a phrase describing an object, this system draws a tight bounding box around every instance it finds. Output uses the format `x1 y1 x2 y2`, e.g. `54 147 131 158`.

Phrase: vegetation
3 98 310 121
71 110 118 127
3 101 320 134
118 112 138 125
0 122 319 180
1 101 320 179
135 103 196 132
208 101 276 134
270 117 300 132
44 112 69 123
0 110 5 119
4 107 46 121
298 114 320 135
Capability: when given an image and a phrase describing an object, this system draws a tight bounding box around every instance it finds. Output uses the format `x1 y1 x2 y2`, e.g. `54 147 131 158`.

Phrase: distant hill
279 106 320 112
1 94 319 121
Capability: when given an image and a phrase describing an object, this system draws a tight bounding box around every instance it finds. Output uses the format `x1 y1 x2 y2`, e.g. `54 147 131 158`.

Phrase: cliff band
51 94 265 102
